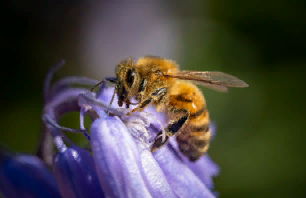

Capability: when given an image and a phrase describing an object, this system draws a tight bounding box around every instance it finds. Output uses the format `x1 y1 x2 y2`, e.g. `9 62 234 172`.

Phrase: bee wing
164 71 249 92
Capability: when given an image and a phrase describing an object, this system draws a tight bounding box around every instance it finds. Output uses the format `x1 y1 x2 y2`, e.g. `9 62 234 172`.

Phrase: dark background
2 1 306 197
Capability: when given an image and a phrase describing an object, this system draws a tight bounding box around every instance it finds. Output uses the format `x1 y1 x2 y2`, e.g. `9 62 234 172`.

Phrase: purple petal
165 124 219 190
0 154 61 198
184 155 219 190
209 122 217 140
140 150 177 198
44 88 89 114
97 87 120 107
44 59 65 102
50 76 99 96
153 145 216 198
52 146 104 198
90 116 152 198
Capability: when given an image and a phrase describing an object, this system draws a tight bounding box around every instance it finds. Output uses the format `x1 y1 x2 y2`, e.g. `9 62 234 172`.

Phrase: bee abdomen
168 81 211 161
191 123 211 152
176 109 211 161
189 107 206 119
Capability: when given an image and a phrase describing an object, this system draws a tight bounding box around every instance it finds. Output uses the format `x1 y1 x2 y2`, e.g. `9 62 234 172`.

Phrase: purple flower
0 60 219 198
0 152 61 198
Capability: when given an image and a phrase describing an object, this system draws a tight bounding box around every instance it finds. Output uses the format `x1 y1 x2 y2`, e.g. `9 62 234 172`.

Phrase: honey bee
94 56 248 162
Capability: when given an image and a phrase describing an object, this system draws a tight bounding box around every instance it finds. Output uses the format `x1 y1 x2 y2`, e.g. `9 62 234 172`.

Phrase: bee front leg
151 109 189 152
127 87 168 115
126 97 153 116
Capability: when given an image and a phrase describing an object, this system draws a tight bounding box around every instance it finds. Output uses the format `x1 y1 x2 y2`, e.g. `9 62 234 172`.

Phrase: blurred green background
2 1 306 197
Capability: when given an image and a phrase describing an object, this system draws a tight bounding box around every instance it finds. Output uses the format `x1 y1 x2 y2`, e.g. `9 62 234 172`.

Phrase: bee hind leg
151 109 189 152
150 131 169 152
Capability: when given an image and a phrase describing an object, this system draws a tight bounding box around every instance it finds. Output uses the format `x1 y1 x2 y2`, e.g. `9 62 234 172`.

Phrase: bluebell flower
0 60 219 198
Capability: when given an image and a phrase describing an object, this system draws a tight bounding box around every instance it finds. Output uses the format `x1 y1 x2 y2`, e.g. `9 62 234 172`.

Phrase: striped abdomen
176 107 210 162
168 81 211 162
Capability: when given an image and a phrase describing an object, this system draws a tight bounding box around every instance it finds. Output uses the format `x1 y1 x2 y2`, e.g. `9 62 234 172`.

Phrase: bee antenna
90 81 103 92
109 83 118 107
109 91 116 107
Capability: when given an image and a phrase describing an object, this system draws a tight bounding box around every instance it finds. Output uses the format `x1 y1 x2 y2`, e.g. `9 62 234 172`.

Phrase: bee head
114 59 139 107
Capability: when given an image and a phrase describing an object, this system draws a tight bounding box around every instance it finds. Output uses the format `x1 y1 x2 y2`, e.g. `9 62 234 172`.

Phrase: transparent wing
164 71 249 92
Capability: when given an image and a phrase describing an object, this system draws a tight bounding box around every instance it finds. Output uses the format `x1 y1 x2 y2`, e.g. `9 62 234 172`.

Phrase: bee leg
130 87 168 113
133 98 152 111
128 87 168 115
151 131 169 152
151 109 189 152
126 98 152 116
91 77 117 98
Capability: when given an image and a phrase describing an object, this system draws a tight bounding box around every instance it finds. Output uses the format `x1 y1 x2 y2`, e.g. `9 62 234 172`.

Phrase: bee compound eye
126 69 136 87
